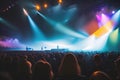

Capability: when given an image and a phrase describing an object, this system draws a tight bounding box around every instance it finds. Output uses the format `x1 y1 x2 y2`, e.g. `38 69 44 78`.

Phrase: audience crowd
0 51 120 80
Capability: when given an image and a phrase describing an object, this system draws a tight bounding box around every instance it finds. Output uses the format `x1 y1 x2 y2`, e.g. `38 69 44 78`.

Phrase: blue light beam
0 17 17 30
23 8 45 41
37 11 87 39
112 9 120 29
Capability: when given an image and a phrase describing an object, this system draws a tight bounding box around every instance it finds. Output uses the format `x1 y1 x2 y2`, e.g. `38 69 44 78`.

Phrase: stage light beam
111 9 120 28
0 17 17 30
93 20 113 38
37 11 87 39
82 31 111 51
23 8 28 16
23 8 45 41
101 14 110 26
109 28 119 45
94 31 111 51
27 16 45 41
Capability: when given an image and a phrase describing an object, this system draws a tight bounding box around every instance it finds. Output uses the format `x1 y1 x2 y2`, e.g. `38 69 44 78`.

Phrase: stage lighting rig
58 0 62 4
43 3 48 9
35 4 41 11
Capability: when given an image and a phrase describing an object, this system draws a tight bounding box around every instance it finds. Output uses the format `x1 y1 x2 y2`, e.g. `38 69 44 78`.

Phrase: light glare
23 8 28 16
58 0 62 4
44 3 48 8
35 4 41 10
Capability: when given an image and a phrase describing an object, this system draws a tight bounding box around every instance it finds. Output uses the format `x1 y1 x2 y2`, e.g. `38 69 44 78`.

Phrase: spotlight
112 9 120 27
58 0 62 4
25 11 45 41
23 8 28 16
43 3 48 9
35 4 41 11
112 11 115 14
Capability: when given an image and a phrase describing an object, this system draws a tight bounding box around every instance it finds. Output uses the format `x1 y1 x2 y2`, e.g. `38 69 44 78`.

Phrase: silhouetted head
114 57 120 70
58 53 81 76
90 71 112 80
114 57 120 79
21 55 28 61
32 60 53 80
17 56 32 80
93 54 102 64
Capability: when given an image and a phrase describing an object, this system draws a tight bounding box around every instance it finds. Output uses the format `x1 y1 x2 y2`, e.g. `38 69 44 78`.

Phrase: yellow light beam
92 20 114 38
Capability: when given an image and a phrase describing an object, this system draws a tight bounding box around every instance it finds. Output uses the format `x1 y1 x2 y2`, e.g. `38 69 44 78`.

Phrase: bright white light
23 8 28 16
76 31 111 51
112 11 115 14
29 40 72 50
